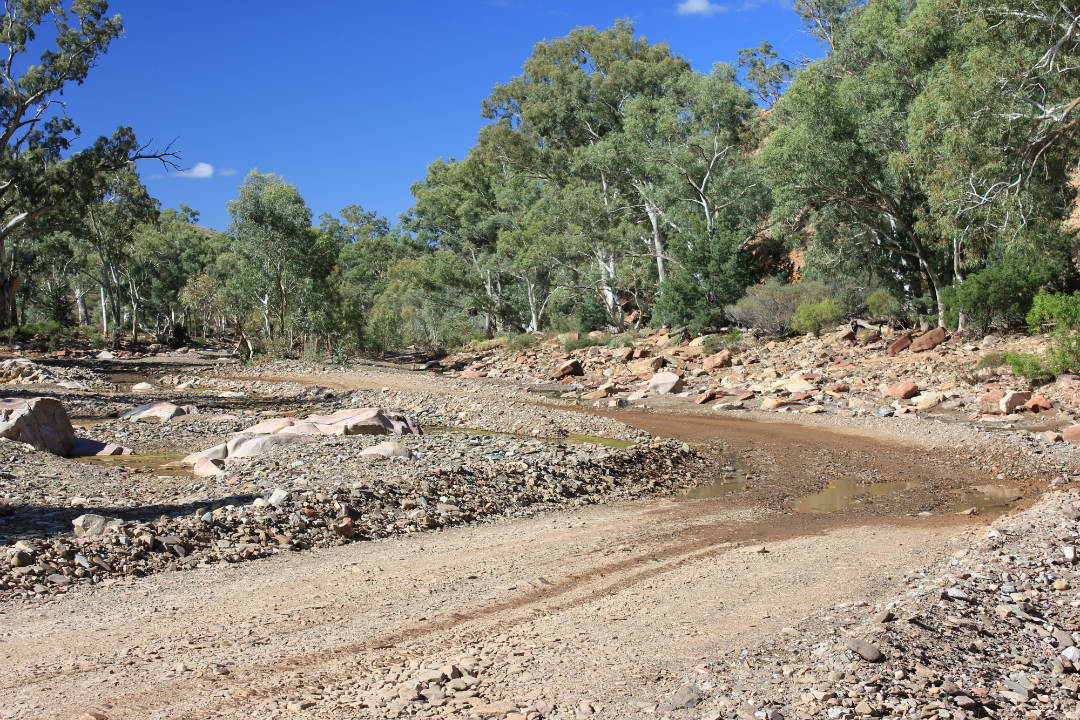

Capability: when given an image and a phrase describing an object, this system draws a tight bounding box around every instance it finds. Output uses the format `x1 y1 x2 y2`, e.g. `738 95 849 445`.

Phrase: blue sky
62 1 822 231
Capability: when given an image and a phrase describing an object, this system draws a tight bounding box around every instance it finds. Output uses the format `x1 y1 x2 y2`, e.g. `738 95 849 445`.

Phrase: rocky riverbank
653 488 1080 719
1 415 701 603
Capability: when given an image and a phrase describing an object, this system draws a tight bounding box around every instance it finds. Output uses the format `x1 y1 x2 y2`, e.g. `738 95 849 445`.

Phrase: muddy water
791 478 915 513
577 408 1028 521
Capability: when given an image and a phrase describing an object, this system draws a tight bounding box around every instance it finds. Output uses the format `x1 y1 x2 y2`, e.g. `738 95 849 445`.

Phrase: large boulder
307 407 420 435
885 380 919 399
648 371 684 395
910 327 947 353
227 433 307 459
71 438 132 457
121 401 197 423
552 359 584 379
360 441 413 459
628 356 664 375
703 350 732 371
0 397 75 456
886 334 912 356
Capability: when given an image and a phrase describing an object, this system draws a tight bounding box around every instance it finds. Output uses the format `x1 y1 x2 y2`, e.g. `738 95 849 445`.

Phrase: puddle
683 477 747 499
948 484 1023 514
563 434 634 449
682 455 749 499
792 478 915 513
72 452 190 476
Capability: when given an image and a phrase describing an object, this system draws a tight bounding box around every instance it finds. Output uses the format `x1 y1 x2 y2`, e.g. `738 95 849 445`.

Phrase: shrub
946 251 1076 332
507 333 537 353
564 334 608 352
975 352 1008 371
1020 291 1080 377
606 334 635 348
725 279 828 335
866 289 901 323
1005 351 1055 384
701 329 742 355
790 298 844 336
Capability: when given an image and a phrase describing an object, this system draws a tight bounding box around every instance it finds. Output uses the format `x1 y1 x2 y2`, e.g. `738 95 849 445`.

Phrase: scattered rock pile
0 358 100 390
658 489 1080 719
0 432 701 601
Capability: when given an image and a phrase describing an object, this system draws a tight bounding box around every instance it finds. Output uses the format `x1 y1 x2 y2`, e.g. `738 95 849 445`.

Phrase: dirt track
1 374 1001 718
0 479 968 720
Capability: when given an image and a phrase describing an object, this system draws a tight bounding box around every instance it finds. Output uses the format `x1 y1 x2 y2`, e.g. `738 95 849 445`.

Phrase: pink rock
978 390 1006 414
121 401 196 423
242 417 298 434
71 438 133 456
1026 396 1052 412
552 359 583 379
628 356 664 374
360 441 413 459
1064 425 1080 444
703 350 732 371
910 327 947 353
647 371 684 395
0 397 75 456
885 381 919 399
1000 391 1032 414
192 456 225 477
886 335 911 356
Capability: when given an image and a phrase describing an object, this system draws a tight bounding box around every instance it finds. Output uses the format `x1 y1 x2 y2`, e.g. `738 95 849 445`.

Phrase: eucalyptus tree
226 171 313 340
0 0 177 327
481 20 691 327
80 167 159 338
761 0 953 323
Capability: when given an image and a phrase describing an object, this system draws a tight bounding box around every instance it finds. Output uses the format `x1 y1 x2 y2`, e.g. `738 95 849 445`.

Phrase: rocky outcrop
121 401 197 423
0 397 75 456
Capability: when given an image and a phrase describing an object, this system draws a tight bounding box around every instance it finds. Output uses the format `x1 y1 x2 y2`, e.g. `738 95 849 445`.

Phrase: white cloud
218 167 237 177
676 0 727 14
177 161 214 179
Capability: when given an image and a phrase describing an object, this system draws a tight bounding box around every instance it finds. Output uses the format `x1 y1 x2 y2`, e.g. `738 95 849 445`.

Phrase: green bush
1005 351 1055 384
790 298 844 336
975 351 1008 371
564 334 608 352
1019 291 1080 377
702 329 742 355
507 333 537 352
725 279 828 335
1028 291 1080 334
866 289 901 323
946 251 1075 331
606 334 635 348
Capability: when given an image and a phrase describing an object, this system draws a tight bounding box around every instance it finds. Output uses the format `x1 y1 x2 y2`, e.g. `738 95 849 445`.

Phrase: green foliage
867 289 901 323
564 334 609 352
702 329 743 355
975 352 1008 371
607 334 635 348
726 279 829 335
1025 291 1080 376
1004 352 1055 384
947 253 1066 331
1028 291 1080 335
40 281 75 327
504 334 536 352
790 298 844 336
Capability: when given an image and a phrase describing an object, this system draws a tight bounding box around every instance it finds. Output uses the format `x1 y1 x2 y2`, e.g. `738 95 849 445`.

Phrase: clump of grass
564 334 609 352
975 351 1008 371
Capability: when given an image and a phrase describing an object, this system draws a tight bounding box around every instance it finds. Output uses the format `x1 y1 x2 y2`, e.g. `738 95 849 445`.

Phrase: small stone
845 637 883 662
